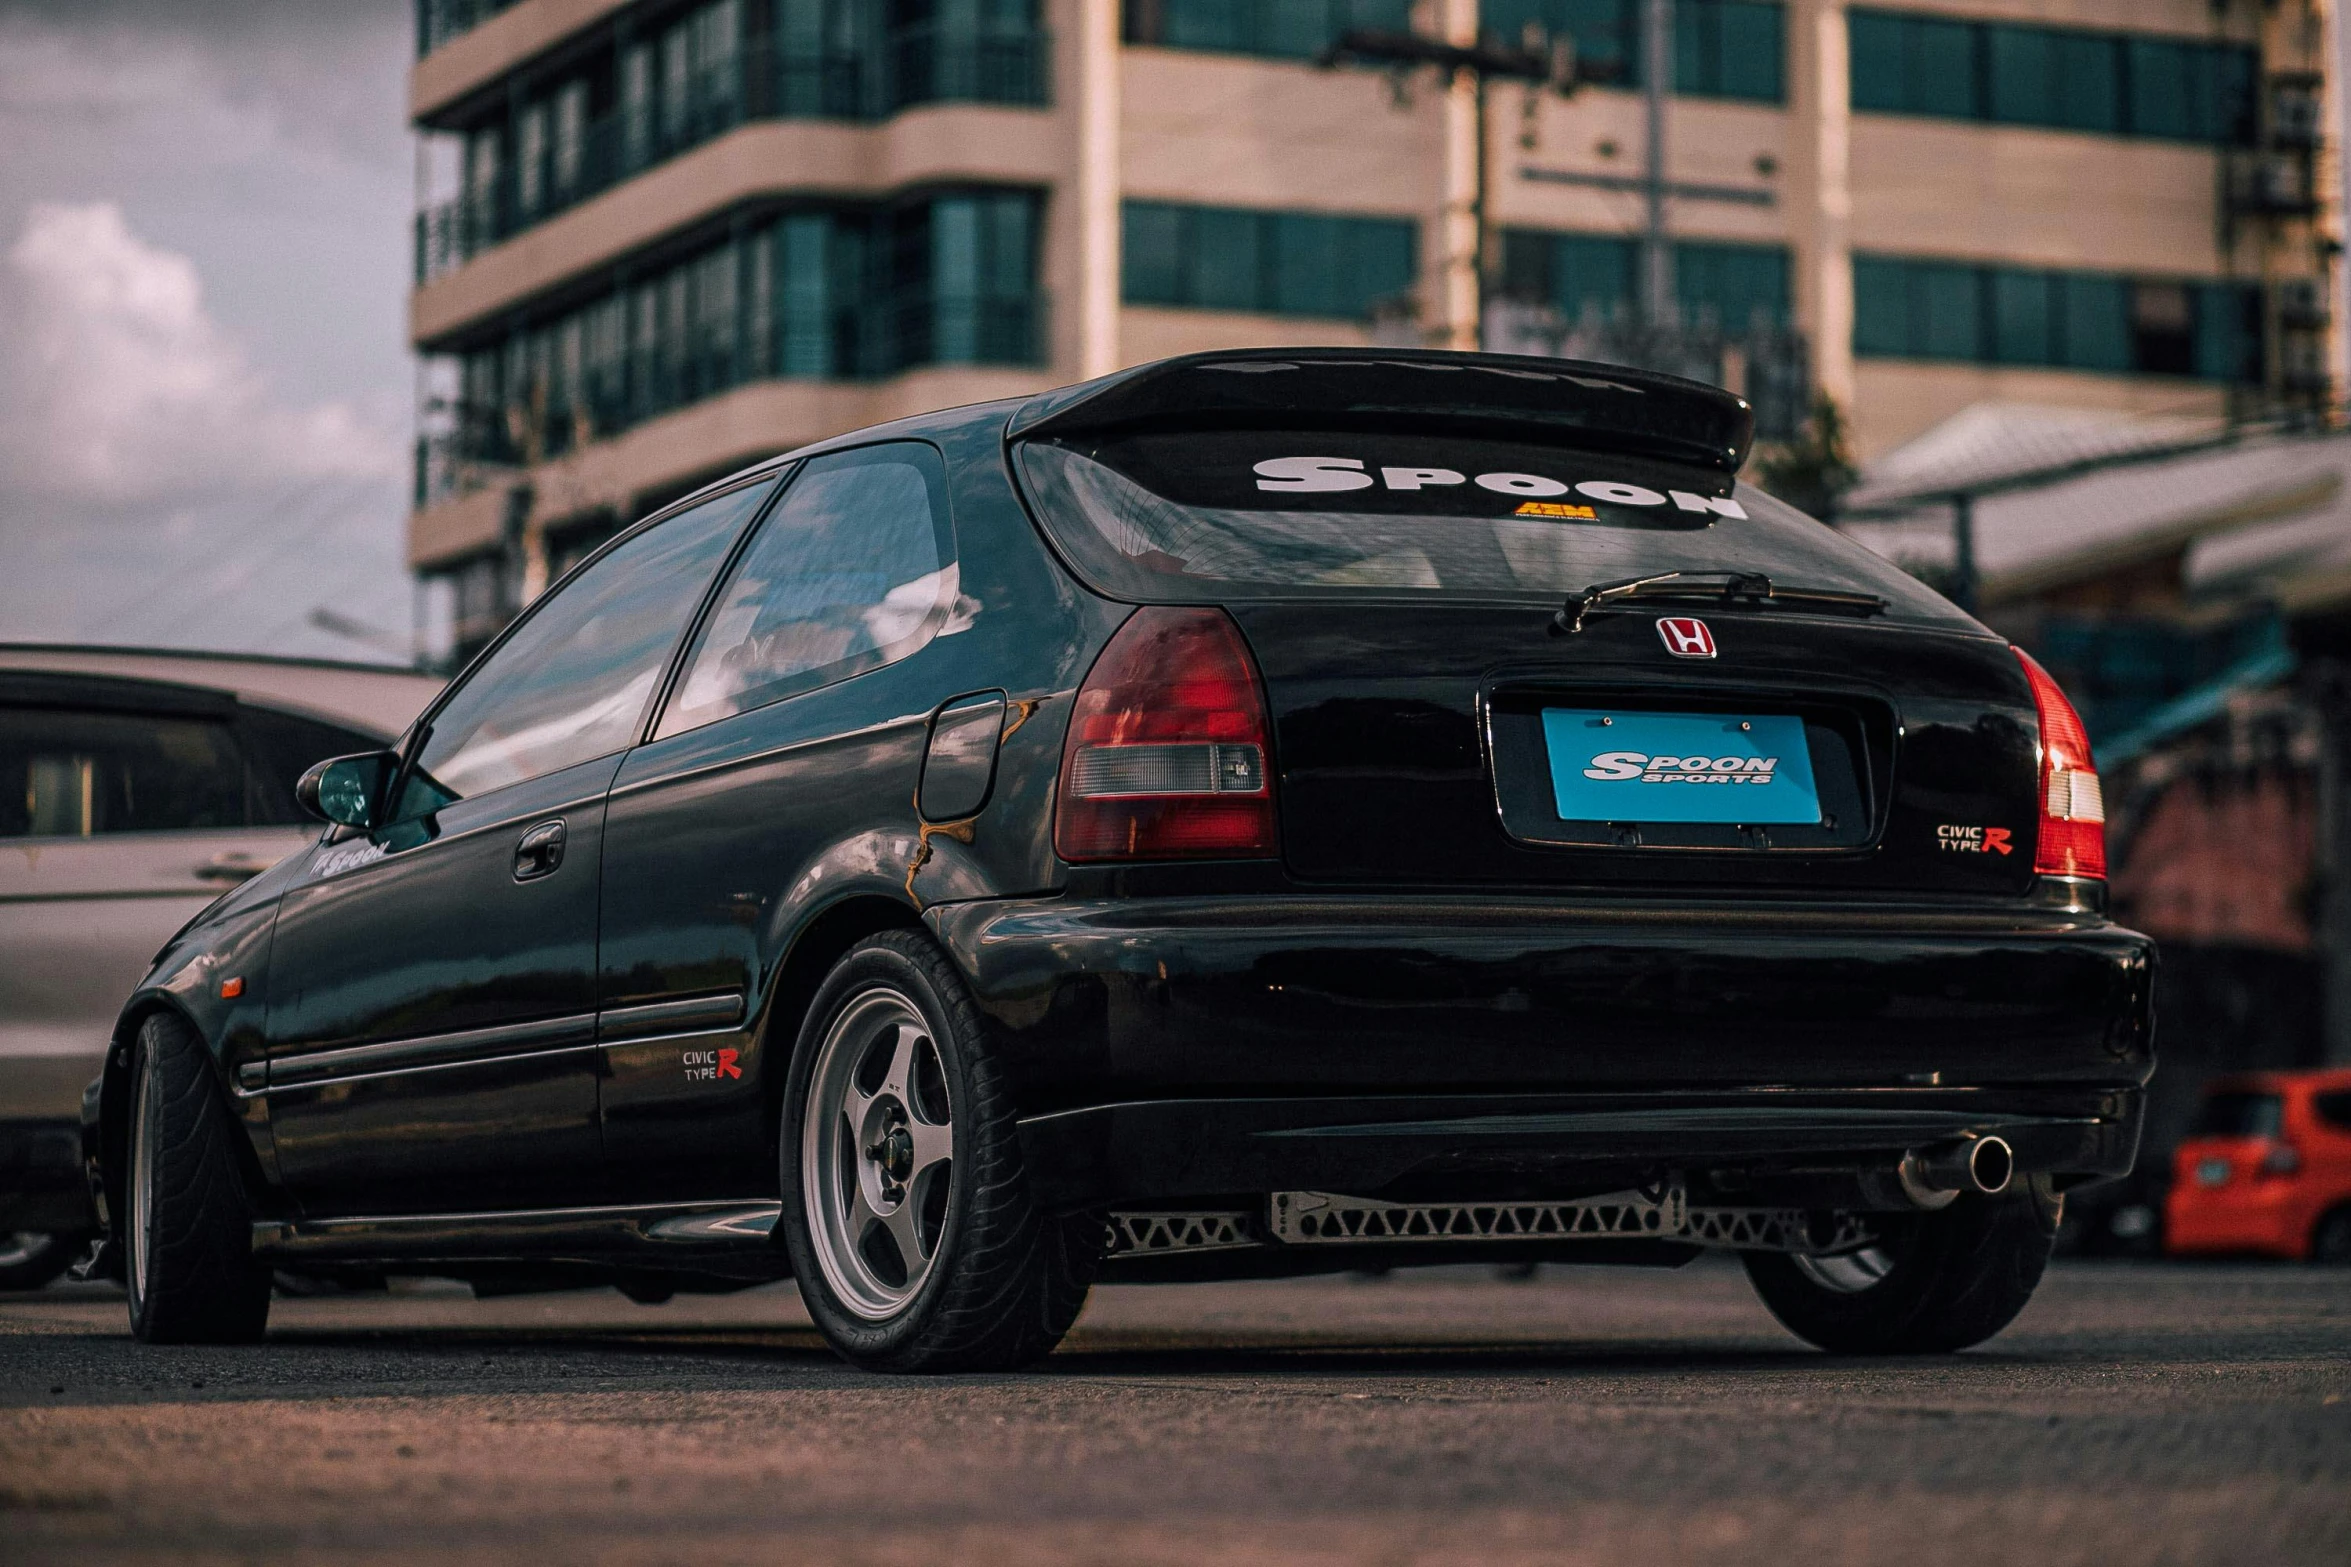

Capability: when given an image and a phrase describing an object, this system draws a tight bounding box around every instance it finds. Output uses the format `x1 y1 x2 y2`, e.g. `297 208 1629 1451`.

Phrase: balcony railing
414 291 1047 508
415 28 1053 284
417 0 520 57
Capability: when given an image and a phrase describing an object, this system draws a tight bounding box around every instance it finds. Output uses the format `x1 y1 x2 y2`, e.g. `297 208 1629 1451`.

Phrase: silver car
0 646 441 1288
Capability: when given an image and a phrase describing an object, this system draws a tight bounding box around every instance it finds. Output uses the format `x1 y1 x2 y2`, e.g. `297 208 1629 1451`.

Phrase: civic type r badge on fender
1656 617 1716 658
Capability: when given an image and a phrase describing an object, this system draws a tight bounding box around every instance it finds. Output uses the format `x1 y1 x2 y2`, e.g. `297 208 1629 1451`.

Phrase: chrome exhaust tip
1899 1134 2015 1204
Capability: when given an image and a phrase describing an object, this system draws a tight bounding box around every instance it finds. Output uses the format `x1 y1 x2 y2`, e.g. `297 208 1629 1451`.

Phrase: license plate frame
1541 708 1823 826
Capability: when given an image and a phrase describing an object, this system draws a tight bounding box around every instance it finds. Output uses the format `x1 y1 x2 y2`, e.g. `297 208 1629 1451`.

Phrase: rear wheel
779 932 1097 1373
125 1012 271 1344
1743 1184 2060 1354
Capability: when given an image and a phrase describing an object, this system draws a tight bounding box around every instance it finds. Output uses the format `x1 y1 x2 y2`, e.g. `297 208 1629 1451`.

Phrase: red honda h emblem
1656 617 1717 658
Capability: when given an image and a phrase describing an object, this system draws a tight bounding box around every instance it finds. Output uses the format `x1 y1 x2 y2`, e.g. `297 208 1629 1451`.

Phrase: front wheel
1743 1184 2061 1355
778 932 1096 1373
125 1012 272 1344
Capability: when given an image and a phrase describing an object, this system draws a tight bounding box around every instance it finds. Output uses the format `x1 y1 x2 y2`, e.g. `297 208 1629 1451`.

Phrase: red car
2165 1069 2351 1263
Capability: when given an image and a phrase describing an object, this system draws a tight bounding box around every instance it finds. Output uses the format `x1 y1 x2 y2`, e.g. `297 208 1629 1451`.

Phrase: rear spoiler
1005 347 1754 476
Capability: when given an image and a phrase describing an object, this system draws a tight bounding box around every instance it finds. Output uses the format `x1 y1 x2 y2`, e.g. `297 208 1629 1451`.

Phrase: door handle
513 819 567 882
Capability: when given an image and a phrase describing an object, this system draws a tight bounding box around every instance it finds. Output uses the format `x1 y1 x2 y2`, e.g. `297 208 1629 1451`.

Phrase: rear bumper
1018 1089 2140 1208
928 892 2155 1207
0 1118 98 1233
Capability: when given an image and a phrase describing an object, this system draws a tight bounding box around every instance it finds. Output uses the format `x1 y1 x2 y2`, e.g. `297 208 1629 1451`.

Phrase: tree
1753 392 1859 520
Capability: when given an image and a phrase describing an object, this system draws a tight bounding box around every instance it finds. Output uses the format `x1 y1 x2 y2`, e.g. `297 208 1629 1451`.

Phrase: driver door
261 478 776 1213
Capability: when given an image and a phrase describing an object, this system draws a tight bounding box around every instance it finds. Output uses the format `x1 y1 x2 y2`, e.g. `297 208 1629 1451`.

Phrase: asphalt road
1 1257 2345 1565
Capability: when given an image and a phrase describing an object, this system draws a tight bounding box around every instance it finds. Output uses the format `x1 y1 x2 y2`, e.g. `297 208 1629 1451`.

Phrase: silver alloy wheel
127 1051 154 1308
801 987 954 1321
1791 1245 1899 1294
0 1232 55 1271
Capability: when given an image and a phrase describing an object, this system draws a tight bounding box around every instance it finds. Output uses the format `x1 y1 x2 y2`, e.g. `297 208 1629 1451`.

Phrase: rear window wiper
1553 571 1889 634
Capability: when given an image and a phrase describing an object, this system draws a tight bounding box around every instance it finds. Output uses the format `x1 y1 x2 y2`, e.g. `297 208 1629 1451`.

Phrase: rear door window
2190 1092 2283 1139
2312 1090 2351 1132
0 708 248 837
656 442 955 738
1017 429 1966 627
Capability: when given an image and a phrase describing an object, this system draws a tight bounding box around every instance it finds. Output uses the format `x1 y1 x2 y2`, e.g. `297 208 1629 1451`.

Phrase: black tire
2312 1207 2351 1266
778 932 1097 1373
1743 1184 2060 1355
125 1011 272 1344
0 1231 88 1292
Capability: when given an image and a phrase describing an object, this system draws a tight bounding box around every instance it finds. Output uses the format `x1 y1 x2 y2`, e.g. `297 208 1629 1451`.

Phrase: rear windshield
2191 1092 2283 1139
1017 430 1970 628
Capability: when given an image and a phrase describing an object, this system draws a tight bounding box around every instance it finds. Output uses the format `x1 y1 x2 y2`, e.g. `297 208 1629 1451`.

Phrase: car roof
0 644 444 740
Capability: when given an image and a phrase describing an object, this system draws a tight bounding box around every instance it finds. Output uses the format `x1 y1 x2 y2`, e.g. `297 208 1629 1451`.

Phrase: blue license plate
1541 709 1821 825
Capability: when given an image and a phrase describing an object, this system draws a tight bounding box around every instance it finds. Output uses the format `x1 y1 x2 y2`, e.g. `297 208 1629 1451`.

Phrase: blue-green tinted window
1121 201 1417 318
1986 26 2122 133
1852 256 1909 356
1500 229 1788 330
1846 11 1903 112
1855 254 2259 383
1124 0 1412 59
1500 229 1636 320
1480 0 1783 101
1850 11 1975 117
1674 0 1784 101
1483 0 1636 84
418 0 518 57
1676 241 1790 330
1989 271 2051 365
1120 202 1185 307
927 191 1038 365
1915 263 1980 360
450 189 1042 465
2061 276 2131 373
1849 9 2255 145
2194 284 2261 384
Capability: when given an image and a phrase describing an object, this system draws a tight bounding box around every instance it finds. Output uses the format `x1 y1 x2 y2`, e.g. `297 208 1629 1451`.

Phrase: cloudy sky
0 0 417 662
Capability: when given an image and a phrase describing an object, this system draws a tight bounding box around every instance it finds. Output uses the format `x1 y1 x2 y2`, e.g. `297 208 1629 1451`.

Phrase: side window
399 476 777 814
2314 1090 2351 1133
656 442 954 738
0 707 248 837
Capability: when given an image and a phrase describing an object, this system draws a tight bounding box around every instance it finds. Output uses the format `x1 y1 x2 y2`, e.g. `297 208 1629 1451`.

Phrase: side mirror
295 752 396 829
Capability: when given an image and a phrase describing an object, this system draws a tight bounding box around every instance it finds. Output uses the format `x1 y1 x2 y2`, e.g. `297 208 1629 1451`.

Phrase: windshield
1017 430 1971 629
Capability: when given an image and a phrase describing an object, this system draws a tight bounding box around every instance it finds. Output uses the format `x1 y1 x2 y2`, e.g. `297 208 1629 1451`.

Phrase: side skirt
251 1200 789 1281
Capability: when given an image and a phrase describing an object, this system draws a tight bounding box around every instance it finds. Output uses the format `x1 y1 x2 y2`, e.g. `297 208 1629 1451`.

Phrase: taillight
1055 606 1276 861
2014 648 2106 879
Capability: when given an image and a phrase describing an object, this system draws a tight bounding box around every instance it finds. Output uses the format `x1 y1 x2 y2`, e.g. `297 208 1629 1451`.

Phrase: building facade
407 0 2342 658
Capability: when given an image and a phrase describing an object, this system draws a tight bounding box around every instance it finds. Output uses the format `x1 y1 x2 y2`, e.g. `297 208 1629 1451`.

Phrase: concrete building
405 0 2344 658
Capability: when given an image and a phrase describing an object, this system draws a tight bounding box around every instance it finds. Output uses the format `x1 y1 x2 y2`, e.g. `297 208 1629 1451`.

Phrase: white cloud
0 201 399 509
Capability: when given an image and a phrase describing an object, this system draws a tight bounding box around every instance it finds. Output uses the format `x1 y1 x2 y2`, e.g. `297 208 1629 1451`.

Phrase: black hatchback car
91 350 2151 1370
